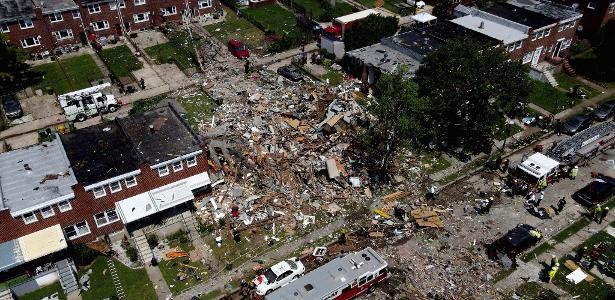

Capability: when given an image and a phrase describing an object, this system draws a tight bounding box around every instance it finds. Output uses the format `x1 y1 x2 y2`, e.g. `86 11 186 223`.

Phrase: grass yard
291 0 354 21
199 289 223 300
205 6 264 52
158 258 209 295
177 91 218 131
552 257 615 300
145 28 202 70
529 80 579 113
419 152 451 175
0 274 28 290
512 282 558 299
239 4 301 38
521 242 553 262
18 281 66 300
552 217 592 243
554 73 599 98
79 257 157 300
494 122 524 141
321 67 344 86
354 0 408 14
31 54 104 94
99 45 143 78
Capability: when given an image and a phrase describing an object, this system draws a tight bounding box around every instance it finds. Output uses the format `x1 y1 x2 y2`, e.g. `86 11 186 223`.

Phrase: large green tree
415 39 531 154
343 14 398 51
359 69 427 170
0 34 37 94
594 20 615 82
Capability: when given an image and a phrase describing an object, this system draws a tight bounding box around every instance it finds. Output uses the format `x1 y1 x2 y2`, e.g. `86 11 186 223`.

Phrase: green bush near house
31 54 104 94
99 45 143 79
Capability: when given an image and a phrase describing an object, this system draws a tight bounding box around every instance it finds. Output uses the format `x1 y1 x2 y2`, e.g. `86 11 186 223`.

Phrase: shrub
198 222 215 235
70 244 98 266
146 234 159 249
125 245 139 263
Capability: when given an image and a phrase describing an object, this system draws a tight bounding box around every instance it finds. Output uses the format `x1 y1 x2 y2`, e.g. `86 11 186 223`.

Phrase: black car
559 114 593 135
297 15 323 37
486 224 541 259
592 100 615 121
277 65 304 82
1 94 23 119
572 175 615 207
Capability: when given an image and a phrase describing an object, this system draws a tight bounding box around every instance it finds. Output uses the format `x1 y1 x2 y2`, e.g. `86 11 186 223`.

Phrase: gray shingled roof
0 136 77 216
508 0 582 21
0 0 35 22
36 0 78 14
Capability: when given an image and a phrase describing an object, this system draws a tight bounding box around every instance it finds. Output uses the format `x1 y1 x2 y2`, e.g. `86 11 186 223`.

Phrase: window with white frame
172 160 183 172
135 0 146 5
158 165 169 177
610 3 615 14
64 221 90 240
49 12 63 22
94 209 120 227
587 2 596 9
545 28 551 37
125 176 137 187
559 20 575 31
53 29 73 40
92 20 109 31
0 23 8 33
19 18 33 29
110 0 126 10
199 0 212 9
93 186 106 198
522 52 533 64
40 206 55 218
88 4 101 14
133 12 149 23
72 9 80 18
22 212 37 224
186 156 197 167
58 200 72 212
109 181 122 193
20 37 40 48
161 6 177 16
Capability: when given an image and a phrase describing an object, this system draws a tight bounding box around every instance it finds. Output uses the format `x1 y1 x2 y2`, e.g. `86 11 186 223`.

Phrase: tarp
566 268 587 284
0 239 24 272
412 12 436 23
17 224 67 262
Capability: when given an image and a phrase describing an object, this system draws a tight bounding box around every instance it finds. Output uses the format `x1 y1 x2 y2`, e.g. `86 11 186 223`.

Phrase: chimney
479 21 485 29
149 124 155 134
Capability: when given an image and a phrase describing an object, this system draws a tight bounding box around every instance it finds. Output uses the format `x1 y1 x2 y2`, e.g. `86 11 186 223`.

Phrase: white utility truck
58 83 121 122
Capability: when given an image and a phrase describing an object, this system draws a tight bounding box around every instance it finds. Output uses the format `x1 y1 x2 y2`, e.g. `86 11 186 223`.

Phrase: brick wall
506 19 580 66
0 150 210 245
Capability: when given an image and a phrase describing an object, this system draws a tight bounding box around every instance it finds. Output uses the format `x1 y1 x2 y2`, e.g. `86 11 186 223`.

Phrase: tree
0 34 38 94
594 20 615 82
343 14 398 51
415 39 531 154
359 69 427 171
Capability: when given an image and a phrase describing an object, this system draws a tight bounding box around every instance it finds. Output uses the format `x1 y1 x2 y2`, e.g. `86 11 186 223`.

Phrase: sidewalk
145 265 173 300
555 88 615 120
253 43 319 67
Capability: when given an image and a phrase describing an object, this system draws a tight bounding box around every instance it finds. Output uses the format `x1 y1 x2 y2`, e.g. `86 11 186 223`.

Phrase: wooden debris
411 208 444 228
373 209 391 219
383 191 410 202
564 260 594 282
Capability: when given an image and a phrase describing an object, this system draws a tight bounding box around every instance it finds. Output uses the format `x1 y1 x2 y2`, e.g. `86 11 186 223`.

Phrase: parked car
572 175 615 207
1 94 23 119
252 258 305 295
297 15 323 37
486 224 541 259
559 114 593 135
227 39 250 59
277 65 304 81
592 100 615 121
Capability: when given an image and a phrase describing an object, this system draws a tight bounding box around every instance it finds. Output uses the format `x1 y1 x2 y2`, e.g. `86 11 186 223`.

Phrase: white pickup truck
58 83 122 122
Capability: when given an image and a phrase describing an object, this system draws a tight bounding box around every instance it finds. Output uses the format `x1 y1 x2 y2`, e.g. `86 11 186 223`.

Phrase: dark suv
572 175 615 207
1 94 23 119
486 224 541 259
559 114 593 135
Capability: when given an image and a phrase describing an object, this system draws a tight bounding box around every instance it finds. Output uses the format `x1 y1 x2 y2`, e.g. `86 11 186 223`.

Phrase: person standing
599 207 609 224
593 204 603 222
570 165 578 179
528 193 536 206
140 78 145 89
557 197 566 213
548 263 560 283
550 255 558 268
537 191 545 206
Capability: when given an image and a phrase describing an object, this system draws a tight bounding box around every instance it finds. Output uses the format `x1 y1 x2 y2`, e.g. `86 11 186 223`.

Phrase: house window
135 0 146 5
172 160 183 172
20 37 40 48
72 10 80 19
93 186 106 198
64 221 91 240
186 156 197 167
158 165 169 177
522 52 532 64
49 12 63 22
19 18 33 29
587 2 596 9
88 4 101 14
125 176 137 187
515 41 522 49
92 20 109 31
610 4 615 14
544 28 551 37
0 23 8 33
53 29 73 40
109 181 122 193
199 0 212 9
133 13 149 23
161 6 177 16
110 0 126 10
94 209 120 227
22 212 37 224
40 206 55 218
58 200 72 212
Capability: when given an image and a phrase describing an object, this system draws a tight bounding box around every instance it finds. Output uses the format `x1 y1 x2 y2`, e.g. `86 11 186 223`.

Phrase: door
531 47 543 66
553 39 564 57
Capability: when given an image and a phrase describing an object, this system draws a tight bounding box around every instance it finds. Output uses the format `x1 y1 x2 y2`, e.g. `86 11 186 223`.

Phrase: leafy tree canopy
0 34 38 94
343 14 398 51
594 20 615 82
415 39 531 154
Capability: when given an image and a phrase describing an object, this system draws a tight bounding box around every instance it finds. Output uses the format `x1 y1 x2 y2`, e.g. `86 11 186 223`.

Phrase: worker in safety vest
529 229 542 239
593 204 603 222
550 255 558 268
548 263 560 283
570 165 578 179
538 177 547 190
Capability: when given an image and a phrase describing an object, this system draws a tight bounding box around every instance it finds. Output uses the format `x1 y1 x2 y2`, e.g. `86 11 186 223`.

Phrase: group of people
591 204 610 224
525 190 567 219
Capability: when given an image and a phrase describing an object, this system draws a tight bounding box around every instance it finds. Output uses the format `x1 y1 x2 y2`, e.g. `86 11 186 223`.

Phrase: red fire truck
265 247 388 300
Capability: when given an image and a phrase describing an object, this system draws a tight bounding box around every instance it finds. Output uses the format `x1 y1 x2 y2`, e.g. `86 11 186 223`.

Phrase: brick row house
453 0 583 66
555 0 615 34
0 0 221 52
0 105 211 275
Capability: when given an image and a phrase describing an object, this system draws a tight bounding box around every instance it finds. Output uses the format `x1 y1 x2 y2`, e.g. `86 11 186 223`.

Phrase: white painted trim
84 169 141 191
150 150 203 169
40 206 55 219
58 200 72 212
10 193 75 217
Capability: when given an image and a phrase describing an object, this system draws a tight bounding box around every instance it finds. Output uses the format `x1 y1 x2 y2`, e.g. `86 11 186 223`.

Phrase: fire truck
265 247 388 300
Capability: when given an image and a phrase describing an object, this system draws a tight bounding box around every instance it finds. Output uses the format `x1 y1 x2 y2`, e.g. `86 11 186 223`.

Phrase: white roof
412 12 436 23
17 224 67 262
519 153 560 178
334 9 379 24
451 15 528 44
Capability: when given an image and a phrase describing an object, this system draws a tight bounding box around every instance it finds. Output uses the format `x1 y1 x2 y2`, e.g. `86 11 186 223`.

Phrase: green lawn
494 122 524 140
18 281 66 300
512 282 558 299
145 28 202 70
321 67 344 86
552 217 592 243
199 289 223 300
354 0 409 14
79 257 157 300
31 54 104 94
554 73 599 98
158 258 209 295
520 242 553 262
100 45 143 78
0 274 28 290
205 6 264 52
529 80 579 113
419 152 451 174
292 0 354 21
239 4 301 38
177 91 218 131
552 257 615 300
